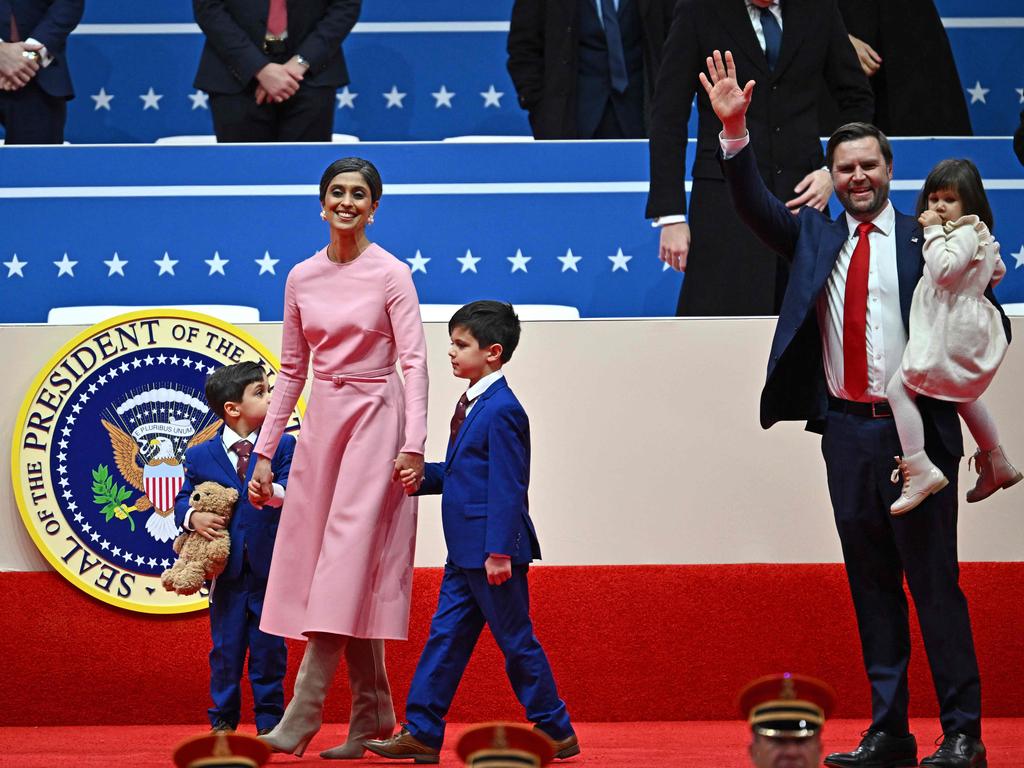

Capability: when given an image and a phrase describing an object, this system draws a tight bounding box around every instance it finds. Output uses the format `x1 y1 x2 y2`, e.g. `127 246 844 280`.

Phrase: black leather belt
262 37 288 55
828 396 893 418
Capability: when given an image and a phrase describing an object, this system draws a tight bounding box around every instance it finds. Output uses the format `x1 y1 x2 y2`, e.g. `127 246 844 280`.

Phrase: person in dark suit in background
706 49 1004 768
831 0 971 136
192 0 360 142
0 0 83 144
507 0 674 139
647 0 873 316
1014 111 1024 167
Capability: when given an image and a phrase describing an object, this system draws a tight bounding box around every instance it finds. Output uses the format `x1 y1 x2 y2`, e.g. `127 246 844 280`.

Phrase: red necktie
843 221 874 399
449 392 471 444
266 0 287 37
233 439 252 485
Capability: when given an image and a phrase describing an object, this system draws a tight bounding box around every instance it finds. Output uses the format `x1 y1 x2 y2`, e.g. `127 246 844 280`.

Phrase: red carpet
2 720 1023 768
5 564 1024 727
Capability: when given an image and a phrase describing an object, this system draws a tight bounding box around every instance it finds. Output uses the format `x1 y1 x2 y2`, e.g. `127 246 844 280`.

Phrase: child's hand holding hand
393 452 424 495
918 210 943 228
397 467 420 494
485 554 512 586
248 478 270 508
192 511 227 541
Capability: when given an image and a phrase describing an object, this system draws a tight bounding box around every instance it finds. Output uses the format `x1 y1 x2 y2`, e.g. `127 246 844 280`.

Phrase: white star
508 248 531 273
91 87 114 111
1012 245 1024 270
134 554 144 565
480 85 504 108
100 539 110 550
383 85 406 109
54 252 77 277
406 250 430 274
608 247 632 272
432 85 455 108
104 252 128 277
205 251 229 276
336 86 358 109
188 90 209 110
67 501 77 512
160 558 171 568
156 354 167 364
966 81 989 104
147 557 157 567
456 249 481 273
255 251 279 275
119 361 129 372
90 531 100 542
558 248 582 273
139 87 163 110
4 254 26 277
132 358 142 368
82 522 92 533
169 354 181 365
111 546 121 557
1017 88 1024 105
144 355 154 365
154 252 178 276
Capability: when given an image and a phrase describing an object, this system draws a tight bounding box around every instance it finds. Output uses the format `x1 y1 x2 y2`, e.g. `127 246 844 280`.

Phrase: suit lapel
894 213 924 330
811 215 850 296
210 430 243 490
445 378 508 464
713 1 769 76
772 0 811 80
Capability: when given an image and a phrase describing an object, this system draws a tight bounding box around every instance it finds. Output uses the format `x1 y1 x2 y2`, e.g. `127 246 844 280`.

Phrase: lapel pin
911 237 919 243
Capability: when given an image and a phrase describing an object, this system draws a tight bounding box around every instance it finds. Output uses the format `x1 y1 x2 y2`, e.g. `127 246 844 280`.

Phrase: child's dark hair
915 158 994 230
204 361 266 419
448 301 521 363
319 157 383 203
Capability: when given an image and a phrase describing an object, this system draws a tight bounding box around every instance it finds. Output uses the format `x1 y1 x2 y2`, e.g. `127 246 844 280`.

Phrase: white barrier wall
3 318 1021 571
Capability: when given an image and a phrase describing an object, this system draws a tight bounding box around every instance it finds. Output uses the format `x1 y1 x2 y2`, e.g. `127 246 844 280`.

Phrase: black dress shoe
210 719 235 732
824 730 918 768
920 733 987 767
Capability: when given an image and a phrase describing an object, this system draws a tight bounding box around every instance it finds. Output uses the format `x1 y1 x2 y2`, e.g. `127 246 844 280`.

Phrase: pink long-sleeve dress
254 244 428 640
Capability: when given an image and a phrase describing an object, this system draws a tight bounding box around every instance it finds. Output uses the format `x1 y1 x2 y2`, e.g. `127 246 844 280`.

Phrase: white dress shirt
463 370 505 416
593 0 619 27
183 424 284 530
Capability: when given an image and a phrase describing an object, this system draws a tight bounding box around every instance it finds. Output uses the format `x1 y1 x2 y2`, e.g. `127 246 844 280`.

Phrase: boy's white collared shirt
463 370 504 415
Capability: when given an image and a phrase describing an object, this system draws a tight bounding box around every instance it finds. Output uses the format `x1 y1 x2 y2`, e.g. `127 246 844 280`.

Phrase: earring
368 215 375 225
320 210 327 220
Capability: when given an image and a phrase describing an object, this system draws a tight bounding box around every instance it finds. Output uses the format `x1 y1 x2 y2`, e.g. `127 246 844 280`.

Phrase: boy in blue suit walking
366 301 579 763
174 361 296 735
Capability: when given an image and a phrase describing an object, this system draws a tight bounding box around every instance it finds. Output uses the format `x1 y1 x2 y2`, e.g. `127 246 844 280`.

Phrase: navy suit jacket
173 429 295 580
192 0 360 94
1 0 83 98
721 144 1011 457
418 377 542 569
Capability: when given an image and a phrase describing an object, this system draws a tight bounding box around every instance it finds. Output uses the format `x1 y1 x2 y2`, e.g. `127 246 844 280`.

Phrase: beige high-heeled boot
966 445 1023 503
320 638 396 760
891 451 948 516
259 632 346 757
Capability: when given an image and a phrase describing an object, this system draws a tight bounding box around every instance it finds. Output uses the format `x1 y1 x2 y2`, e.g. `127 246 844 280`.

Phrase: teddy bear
161 481 239 596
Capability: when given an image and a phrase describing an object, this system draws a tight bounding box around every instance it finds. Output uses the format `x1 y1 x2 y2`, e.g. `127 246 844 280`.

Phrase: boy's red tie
843 221 874 399
233 439 252 484
449 393 471 444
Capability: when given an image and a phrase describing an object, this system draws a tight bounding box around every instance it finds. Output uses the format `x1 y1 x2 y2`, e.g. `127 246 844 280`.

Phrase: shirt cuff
488 553 511 559
719 130 750 159
183 508 195 531
652 215 687 227
25 38 52 67
264 482 286 508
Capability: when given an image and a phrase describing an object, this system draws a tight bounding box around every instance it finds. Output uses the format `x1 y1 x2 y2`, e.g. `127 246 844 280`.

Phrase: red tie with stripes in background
843 221 874 399
266 0 287 37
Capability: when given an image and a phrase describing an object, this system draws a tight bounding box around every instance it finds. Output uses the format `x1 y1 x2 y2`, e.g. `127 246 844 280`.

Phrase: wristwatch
293 54 310 70
22 50 41 62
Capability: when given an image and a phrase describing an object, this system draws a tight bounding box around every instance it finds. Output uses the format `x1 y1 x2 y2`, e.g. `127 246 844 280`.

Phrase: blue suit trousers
822 410 981 737
208 557 287 730
405 563 573 748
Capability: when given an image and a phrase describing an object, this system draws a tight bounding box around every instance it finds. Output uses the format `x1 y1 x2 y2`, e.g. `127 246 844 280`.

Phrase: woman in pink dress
251 157 428 759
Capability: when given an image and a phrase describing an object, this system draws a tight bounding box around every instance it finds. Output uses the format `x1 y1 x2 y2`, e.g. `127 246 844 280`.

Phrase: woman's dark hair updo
319 157 383 203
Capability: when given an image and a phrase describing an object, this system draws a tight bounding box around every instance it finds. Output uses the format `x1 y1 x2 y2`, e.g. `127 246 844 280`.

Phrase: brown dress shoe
363 728 440 764
534 728 581 760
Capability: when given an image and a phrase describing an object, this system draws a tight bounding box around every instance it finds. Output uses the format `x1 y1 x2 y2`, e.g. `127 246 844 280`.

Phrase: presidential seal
11 310 302 614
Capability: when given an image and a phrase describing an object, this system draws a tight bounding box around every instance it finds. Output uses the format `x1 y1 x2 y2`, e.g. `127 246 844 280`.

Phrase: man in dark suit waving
0 0 83 144
647 0 873 316
706 50 1003 768
192 0 360 142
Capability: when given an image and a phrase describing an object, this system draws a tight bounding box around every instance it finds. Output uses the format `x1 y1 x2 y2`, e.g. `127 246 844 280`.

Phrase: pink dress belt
312 363 397 385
